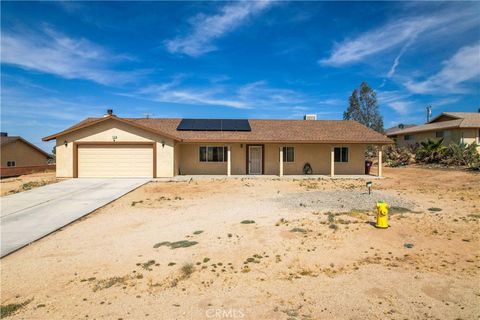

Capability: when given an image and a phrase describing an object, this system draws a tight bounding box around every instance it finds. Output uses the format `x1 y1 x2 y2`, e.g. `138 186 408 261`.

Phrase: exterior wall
1 140 48 167
177 143 246 175
265 144 364 175
55 119 175 178
178 143 366 175
394 128 480 151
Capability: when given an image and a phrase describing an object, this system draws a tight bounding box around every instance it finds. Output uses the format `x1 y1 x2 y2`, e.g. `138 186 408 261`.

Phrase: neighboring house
42 111 392 178
384 124 416 136
0 133 51 178
386 112 480 151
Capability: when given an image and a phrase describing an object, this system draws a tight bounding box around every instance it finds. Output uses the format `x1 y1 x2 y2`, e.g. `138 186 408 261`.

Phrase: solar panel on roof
177 119 251 131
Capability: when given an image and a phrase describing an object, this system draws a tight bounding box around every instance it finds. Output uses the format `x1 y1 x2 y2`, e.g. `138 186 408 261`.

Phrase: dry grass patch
153 240 198 249
0 299 32 318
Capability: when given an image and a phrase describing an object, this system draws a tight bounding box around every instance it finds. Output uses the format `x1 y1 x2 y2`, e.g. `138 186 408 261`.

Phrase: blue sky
1 1 479 152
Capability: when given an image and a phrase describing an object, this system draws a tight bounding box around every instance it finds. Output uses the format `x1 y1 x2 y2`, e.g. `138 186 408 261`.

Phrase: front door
248 146 262 174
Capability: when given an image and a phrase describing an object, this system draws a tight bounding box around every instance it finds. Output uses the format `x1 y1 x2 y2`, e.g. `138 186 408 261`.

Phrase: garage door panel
77 144 153 178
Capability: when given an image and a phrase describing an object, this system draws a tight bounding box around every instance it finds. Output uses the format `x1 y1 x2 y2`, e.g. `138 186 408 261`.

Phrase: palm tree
416 138 446 163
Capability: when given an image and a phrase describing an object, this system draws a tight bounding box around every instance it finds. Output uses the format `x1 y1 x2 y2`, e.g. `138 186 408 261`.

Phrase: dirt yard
1 167 479 319
0 171 58 196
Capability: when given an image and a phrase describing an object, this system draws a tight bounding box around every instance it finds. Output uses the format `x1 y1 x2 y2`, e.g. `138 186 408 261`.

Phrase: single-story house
1 132 52 178
42 111 393 178
386 112 480 151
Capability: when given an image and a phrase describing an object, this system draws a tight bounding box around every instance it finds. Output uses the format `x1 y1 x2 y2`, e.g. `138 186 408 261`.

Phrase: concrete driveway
0 178 149 258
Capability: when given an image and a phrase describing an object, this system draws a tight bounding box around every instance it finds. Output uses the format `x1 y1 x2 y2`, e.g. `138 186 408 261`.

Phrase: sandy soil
1 167 479 319
0 171 58 196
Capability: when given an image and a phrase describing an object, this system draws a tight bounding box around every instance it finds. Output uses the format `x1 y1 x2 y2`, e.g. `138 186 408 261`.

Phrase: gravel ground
280 190 417 212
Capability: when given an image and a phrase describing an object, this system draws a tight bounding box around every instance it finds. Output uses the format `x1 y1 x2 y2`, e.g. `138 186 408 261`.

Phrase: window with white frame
334 147 348 163
282 147 294 162
404 135 414 141
199 146 228 162
7 160 16 167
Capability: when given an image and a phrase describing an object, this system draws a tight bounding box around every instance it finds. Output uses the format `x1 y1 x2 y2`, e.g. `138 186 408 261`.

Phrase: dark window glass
282 147 294 162
211 147 223 162
201 146 227 162
334 148 341 162
341 147 349 162
334 147 348 162
199 147 207 162
435 131 444 138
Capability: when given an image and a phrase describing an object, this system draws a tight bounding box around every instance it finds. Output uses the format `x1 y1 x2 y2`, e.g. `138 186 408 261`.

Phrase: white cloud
387 36 416 78
1 26 140 85
319 16 436 67
388 101 413 115
319 8 479 76
123 78 304 109
165 1 272 57
404 43 480 94
377 90 416 115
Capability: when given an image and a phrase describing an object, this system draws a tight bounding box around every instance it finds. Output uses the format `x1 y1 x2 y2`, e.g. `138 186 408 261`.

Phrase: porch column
227 145 231 176
330 146 335 177
378 146 383 178
279 147 283 177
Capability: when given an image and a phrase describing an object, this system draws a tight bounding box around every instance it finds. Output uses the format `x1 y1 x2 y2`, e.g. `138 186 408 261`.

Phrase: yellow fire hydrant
375 201 389 228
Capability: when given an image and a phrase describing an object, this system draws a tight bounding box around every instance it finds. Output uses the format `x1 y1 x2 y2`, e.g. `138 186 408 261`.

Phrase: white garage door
77 144 154 178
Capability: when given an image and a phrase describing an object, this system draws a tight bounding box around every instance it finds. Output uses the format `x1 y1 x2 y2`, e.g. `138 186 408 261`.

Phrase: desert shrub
384 138 479 170
440 142 480 169
441 143 466 166
464 143 480 170
383 145 415 167
415 138 446 163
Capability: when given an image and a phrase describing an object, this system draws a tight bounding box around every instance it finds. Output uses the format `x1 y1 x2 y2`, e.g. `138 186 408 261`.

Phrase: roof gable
42 115 180 142
1 136 50 157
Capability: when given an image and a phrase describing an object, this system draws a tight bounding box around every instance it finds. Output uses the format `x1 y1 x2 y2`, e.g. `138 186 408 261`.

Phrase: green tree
344 82 384 133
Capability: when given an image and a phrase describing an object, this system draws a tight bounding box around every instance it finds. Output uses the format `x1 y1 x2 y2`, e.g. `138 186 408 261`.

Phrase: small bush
93 276 129 291
153 240 198 249
241 220 255 224
290 227 307 233
416 138 446 163
180 263 195 279
329 224 338 231
1 300 31 318
383 145 416 167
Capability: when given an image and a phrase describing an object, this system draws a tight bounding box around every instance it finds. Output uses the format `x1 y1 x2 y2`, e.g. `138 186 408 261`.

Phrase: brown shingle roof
386 112 480 136
1 136 50 157
0 136 20 146
43 116 393 144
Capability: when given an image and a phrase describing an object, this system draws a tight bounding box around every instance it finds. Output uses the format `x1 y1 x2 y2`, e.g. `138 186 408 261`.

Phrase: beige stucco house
42 112 393 178
1 133 50 168
386 112 480 151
